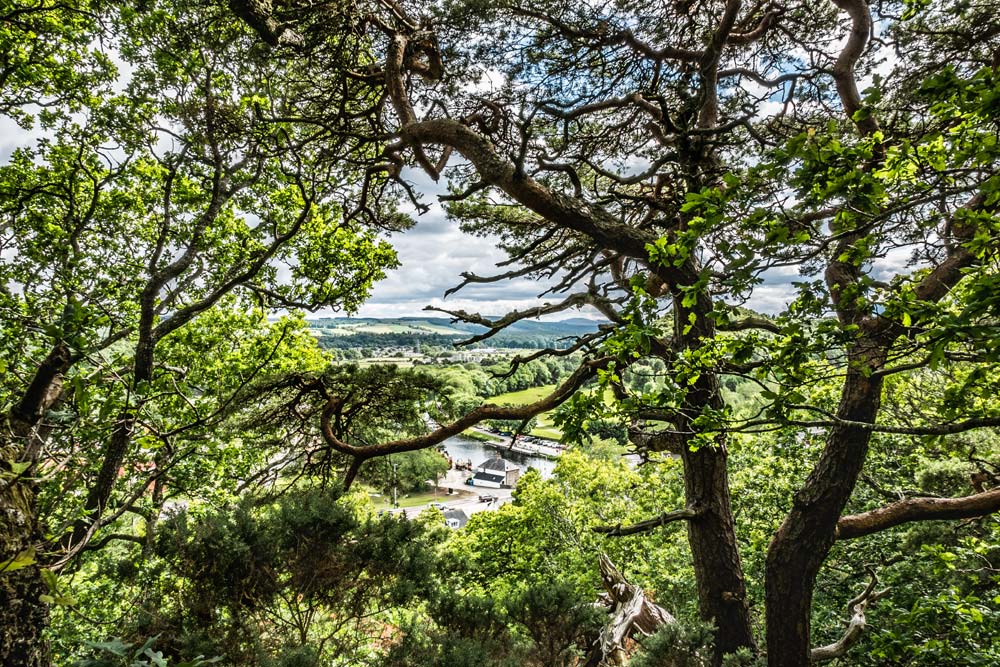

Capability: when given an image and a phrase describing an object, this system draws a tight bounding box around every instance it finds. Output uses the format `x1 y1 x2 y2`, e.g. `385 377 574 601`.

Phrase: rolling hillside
309 316 603 349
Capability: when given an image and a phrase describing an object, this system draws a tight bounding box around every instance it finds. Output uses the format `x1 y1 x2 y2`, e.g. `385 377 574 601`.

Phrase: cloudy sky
347 168 588 320
349 167 916 322
351 212 563 320
347 167 803 321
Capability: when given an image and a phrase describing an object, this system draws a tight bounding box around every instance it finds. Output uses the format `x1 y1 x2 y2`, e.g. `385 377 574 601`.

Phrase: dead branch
424 291 599 345
585 553 676 666
495 330 611 379
810 568 889 662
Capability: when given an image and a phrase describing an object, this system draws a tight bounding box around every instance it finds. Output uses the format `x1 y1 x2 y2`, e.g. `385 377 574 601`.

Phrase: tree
4 0 1000 665
364 449 450 496
218 0 1000 665
0 1 402 662
116 488 445 666
483 416 538 435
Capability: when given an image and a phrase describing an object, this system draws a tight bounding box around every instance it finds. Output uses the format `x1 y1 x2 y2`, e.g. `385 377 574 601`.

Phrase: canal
442 435 558 479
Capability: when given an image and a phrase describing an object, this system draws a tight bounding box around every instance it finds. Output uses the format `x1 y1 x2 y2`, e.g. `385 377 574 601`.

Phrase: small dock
476 431 565 460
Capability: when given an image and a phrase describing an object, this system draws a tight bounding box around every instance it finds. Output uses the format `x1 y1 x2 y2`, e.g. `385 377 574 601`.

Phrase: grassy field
484 384 616 441
370 487 473 510
315 321 467 336
463 429 505 443
485 385 558 404
485 385 563 440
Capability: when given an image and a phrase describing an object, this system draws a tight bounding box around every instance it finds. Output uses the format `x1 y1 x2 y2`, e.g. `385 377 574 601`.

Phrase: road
385 468 514 519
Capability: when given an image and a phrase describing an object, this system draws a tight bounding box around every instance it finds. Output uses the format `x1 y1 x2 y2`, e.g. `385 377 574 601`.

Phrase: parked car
478 494 497 503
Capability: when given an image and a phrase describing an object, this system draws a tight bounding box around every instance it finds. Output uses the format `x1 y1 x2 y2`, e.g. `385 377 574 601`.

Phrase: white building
469 455 521 488
443 508 470 529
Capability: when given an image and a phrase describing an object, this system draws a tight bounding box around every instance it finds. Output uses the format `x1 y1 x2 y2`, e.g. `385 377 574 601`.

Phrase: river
441 435 558 478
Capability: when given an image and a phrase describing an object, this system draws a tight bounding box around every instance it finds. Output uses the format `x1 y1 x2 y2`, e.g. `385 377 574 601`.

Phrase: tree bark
765 341 886 667
678 293 756 665
1 342 69 667
0 461 50 667
682 439 755 662
837 486 1000 540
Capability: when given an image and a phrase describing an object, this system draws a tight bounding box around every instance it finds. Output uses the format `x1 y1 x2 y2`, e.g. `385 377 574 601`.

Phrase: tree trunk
67 333 154 551
678 293 756 665
682 439 756 663
1 342 69 667
0 452 50 667
764 341 886 667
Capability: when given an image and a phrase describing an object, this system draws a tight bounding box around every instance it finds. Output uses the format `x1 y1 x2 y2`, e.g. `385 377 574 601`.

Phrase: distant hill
308 316 604 349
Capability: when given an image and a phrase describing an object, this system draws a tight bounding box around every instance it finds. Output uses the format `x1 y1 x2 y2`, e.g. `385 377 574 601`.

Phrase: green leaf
0 547 36 574
83 638 131 657
40 567 58 592
143 648 168 667
8 461 30 476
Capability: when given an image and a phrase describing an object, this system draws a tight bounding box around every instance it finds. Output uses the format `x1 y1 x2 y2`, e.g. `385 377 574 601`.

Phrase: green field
370 488 473 510
463 429 505 443
315 320 468 337
485 385 562 440
485 384 616 441
485 385 557 405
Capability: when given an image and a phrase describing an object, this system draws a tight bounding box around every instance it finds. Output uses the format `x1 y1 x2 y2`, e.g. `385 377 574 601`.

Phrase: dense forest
2 1 1000 666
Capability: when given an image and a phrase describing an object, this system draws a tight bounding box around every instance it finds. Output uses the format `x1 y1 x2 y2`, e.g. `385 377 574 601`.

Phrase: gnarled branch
810 569 889 662
836 486 1000 540
320 356 612 487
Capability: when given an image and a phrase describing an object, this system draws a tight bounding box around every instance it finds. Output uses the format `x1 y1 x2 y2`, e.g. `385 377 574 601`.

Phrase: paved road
386 469 513 519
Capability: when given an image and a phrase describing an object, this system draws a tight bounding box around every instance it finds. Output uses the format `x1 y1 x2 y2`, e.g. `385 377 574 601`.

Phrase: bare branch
443 244 579 298
837 487 1000 540
717 67 805 88
593 505 702 537
515 9 703 63
810 569 889 662
425 291 599 345
498 330 611 377
385 32 440 179
400 119 674 270
728 8 781 45
830 0 879 137
319 357 612 486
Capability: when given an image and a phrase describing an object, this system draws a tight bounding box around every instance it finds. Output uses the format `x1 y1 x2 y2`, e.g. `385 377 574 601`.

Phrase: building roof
477 454 520 473
472 471 505 484
442 508 469 528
